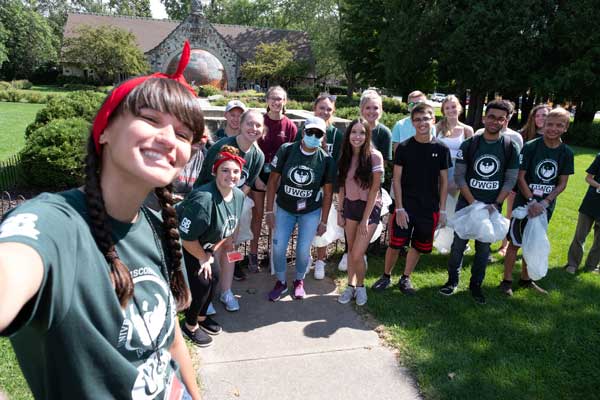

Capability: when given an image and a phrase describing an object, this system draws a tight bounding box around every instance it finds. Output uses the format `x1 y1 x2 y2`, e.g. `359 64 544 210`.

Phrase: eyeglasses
412 116 433 123
305 128 324 138
485 115 508 123
268 96 284 102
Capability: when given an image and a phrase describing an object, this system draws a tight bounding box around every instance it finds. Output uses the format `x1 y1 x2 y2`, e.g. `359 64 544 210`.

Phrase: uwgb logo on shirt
470 154 501 190
284 165 315 198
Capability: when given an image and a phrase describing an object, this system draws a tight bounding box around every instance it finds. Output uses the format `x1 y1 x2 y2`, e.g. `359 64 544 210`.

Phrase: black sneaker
498 280 513 296
398 276 416 295
469 284 486 305
233 263 247 281
439 282 457 296
371 275 391 292
180 321 213 347
199 316 222 335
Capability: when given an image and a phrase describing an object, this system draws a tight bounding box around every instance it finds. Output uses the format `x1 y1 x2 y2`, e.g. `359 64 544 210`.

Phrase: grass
0 103 43 161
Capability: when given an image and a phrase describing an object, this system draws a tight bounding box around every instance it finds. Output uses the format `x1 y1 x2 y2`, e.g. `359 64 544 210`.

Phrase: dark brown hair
85 78 204 310
337 118 373 190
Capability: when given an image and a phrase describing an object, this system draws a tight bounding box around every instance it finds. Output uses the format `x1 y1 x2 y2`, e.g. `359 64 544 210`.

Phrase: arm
496 168 518 204
439 169 448 212
358 172 381 235
337 186 346 227
317 183 333 236
392 165 409 229
169 323 202 400
265 171 281 230
241 185 251 196
585 173 600 189
455 162 476 204
0 243 44 333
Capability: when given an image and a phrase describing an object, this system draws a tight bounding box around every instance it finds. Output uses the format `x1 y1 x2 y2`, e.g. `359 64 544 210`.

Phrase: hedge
565 122 600 149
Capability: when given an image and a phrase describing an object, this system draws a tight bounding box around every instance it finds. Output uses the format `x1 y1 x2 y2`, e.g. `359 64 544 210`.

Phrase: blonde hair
436 95 464 137
546 107 571 128
359 89 382 108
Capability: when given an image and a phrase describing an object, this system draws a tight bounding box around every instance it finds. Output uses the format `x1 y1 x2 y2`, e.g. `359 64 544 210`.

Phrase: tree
62 25 149 84
0 0 59 80
240 40 308 87
0 22 8 67
107 0 152 17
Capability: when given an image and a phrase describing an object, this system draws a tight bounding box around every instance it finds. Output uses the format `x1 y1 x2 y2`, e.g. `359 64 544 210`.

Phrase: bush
323 85 348 95
26 91 105 138
0 89 53 104
20 118 90 188
288 86 318 102
0 81 11 90
382 97 407 114
380 113 405 130
10 80 33 89
197 85 222 97
56 74 94 86
335 106 360 120
565 122 600 149
62 83 97 91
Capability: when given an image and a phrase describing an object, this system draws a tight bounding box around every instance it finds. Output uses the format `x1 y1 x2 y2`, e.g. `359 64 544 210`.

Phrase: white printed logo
535 159 558 182
271 155 278 168
238 169 248 188
179 217 191 234
0 213 40 240
456 150 463 160
474 155 500 178
288 165 314 187
223 215 238 238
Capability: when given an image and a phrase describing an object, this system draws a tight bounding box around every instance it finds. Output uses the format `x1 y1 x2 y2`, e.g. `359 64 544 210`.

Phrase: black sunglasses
305 128 325 138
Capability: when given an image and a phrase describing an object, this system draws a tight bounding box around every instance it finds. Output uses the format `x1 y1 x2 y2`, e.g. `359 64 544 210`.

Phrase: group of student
0 43 599 397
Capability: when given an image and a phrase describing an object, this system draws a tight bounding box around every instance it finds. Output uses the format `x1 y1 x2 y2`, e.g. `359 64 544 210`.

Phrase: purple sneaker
268 280 288 301
293 279 306 300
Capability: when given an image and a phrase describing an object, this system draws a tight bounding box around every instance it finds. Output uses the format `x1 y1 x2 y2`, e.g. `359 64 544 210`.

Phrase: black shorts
342 198 381 225
508 209 553 247
389 210 439 253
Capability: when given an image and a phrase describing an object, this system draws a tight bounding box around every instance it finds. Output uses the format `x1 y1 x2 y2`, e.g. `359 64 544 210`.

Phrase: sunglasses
305 128 325 138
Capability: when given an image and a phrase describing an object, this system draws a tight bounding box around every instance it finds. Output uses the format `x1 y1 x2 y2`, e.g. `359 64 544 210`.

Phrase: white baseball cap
304 116 326 134
225 100 247 112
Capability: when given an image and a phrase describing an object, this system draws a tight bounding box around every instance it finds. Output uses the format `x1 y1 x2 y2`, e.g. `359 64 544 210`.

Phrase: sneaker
469 284 486 305
206 302 216 316
439 282 457 296
293 279 306 299
371 275 391 292
398 275 416 295
338 253 348 271
499 280 513 296
233 263 247 281
248 253 260 273
219 290 240 311
268 280 288 301
355 286 368 306
180 321 213 347
314 260 326 280
518 279 547 294
198 316 222 335
337 286 355 304
564 265 577 274
584 265 600 274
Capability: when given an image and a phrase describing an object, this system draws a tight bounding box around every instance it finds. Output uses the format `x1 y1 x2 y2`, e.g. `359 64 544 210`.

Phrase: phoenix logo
474 155 500 178
535 159 558 182
288 165 314 187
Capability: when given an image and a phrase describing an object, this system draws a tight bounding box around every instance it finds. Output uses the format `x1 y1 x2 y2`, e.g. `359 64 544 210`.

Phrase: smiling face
314 98 335 124
215 159 241 190
412 111 435 136
239 111 264 143
534 107 549 130
543 115 568 141
267 89 286 114
442 98 461 119
360 99 382 124
100 108 193 189
349 121 367 148
483 108 508 135
224 108 243 131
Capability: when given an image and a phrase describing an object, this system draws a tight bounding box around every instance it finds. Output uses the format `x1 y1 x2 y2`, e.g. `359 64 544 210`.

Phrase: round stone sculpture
166 48 227 89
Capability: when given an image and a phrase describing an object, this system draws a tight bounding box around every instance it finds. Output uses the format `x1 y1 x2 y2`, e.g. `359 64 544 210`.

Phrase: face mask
303 134 322 149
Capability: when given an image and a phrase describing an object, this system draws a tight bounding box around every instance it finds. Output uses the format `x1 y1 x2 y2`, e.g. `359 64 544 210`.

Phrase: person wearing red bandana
0 42 204 399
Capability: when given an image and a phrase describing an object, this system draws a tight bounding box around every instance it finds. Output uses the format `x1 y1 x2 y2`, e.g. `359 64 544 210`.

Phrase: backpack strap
502 134 512 171
466 134 481 169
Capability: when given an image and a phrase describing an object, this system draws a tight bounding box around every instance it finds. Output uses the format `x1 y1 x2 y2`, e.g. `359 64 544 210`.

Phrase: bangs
120 78 205 141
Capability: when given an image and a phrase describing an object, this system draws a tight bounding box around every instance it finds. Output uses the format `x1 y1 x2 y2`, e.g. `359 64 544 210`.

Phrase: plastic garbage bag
434 194 458 253
370 221 383 244
234 196 255 245
449 201 509 243
312 205 344 247
380 188 392 217
511 206 549 280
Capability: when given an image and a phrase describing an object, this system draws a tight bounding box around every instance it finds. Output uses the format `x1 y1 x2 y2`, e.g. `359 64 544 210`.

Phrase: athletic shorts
389 210 439 253
342 198 381 225
507 209 553 247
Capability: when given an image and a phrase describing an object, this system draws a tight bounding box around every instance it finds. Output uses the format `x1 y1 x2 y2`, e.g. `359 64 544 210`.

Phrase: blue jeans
273 207 321 282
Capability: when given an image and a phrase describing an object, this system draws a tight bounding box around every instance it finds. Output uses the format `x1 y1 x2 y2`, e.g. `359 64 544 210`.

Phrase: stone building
62 1 314 89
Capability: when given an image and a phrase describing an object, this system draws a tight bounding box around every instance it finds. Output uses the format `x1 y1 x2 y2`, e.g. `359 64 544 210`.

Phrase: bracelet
440 210 447 214
319 221 327 226
264 211 273 215
395 208 405 212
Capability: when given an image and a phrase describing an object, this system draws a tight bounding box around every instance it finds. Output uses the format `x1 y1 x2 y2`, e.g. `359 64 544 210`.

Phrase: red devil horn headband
91 41 196 155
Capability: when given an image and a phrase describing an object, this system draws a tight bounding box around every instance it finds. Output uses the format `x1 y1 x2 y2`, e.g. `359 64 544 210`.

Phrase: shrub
565 122 600 149
288 86 318 102
380 113 405 130
10 80 33 89
197 85 222 97
56 74 93 86
62 83 97 91
286 100 313 111
335 106 360 120
20 118 90 188
382 97 407 114
0 81 11 90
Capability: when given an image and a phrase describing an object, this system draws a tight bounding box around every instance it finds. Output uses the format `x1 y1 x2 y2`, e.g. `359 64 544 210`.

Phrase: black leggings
183 248 220 326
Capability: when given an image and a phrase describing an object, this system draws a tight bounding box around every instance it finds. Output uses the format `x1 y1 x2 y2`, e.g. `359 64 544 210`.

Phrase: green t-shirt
0 189 184 399
213 127 227 141
271 142 335 214
176 181 244 250
456 135 520 204
580 153 600 219
371 123 392 183
195 136 265 190
514 137 575 213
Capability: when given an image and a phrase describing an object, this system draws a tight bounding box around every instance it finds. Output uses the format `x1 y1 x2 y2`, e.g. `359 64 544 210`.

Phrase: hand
485 204 497 214
337 211 345 227
438 211 447 228
265 212 275 231
172 194 184 203
254 177 267 191
198 255 213 280
358 218 369 236
317 221 327 236
395 209 409 229
527 200 546 218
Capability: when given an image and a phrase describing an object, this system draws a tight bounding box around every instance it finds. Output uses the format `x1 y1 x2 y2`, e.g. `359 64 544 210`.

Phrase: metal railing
0 154 21 191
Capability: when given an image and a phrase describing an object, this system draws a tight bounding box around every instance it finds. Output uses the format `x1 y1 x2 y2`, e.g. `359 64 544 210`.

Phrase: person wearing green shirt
501 108 575 295
265 116 335 301
177 146 245 346
0 55 204 400
440 100 519 304
212 99 247 141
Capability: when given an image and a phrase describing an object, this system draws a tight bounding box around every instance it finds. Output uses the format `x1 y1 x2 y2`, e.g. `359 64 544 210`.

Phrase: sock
383 273 391 279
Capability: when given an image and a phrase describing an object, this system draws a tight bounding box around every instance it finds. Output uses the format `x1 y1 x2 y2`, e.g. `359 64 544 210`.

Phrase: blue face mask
303 134 322 149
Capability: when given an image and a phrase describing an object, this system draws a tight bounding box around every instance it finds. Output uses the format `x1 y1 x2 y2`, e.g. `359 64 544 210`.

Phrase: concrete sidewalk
192 268 421 400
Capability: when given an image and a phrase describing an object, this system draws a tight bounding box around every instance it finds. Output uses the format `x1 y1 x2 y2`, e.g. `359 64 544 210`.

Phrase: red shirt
259 114 298 163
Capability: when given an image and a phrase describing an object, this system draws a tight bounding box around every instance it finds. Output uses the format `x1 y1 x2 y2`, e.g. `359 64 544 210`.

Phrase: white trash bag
434 194 458 254
380 188 392 217
234 197 255 245
312 205 344 247
511 206 550 280
449 201 509 243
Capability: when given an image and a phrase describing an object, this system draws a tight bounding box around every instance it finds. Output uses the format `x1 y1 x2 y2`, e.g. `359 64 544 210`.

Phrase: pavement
191 266 421 400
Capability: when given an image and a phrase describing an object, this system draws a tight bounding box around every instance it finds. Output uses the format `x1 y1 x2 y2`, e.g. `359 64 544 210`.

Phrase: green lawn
0 103 43 161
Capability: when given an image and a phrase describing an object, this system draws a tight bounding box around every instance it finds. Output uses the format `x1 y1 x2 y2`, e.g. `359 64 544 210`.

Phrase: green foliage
287 86 319 102
20 118 90 188
0 89 52 104
107 0 152 17
240 40 309 86
10 80 33 90
0 21 8 66
62 25 149 85
197 85 222 97
0 0 59 80
564 123 600 149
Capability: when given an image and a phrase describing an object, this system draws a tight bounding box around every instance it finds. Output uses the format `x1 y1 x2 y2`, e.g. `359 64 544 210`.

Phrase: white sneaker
355 286 368 306
314 260 326 280
338 253 348 271
206 302 216 316
308 255 313 270
219 290 240 312
338 286 355 304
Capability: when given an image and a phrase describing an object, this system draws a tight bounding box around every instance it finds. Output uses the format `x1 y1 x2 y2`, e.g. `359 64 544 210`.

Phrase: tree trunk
507 93 521 130
466 90 485 130
459 89 468 123
574 97 598 125
521 91 535 127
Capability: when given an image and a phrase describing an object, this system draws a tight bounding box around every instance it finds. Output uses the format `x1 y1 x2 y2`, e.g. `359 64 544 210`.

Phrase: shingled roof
63 12 313 62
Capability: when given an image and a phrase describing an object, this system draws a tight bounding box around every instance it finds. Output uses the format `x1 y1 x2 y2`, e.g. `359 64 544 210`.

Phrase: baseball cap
304 116 326 134
225 100 247 113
